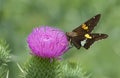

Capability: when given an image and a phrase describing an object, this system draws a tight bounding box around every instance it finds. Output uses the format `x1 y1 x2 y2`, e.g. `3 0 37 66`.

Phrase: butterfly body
66 14 108 49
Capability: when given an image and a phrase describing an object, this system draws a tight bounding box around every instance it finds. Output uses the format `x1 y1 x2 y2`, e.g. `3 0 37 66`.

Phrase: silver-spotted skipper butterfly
66 14 108 49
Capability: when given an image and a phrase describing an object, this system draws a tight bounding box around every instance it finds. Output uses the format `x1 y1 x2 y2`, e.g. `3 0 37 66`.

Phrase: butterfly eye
84 34 92 39
66 32 68 35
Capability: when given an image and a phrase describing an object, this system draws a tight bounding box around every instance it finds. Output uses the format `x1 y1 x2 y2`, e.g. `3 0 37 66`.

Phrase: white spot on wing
81 39 87 46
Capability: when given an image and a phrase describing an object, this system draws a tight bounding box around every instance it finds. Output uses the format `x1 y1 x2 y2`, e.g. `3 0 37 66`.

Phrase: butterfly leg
68 39 73 49
68 44 73 49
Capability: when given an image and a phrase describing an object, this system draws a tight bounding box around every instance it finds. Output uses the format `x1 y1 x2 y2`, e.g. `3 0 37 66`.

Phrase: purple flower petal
27 26 69 58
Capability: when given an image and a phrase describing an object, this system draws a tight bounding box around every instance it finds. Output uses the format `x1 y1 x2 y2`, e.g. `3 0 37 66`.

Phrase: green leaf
0 39 10 78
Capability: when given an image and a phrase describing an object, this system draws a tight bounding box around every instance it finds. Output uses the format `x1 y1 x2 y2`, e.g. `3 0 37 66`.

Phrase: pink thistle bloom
27 26 69 58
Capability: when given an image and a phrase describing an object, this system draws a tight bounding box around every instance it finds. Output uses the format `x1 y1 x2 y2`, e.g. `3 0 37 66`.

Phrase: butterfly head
66 32 78 37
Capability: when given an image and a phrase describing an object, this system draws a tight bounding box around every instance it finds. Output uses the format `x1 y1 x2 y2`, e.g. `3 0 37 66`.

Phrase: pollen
85 34 92 39
82 24 88 30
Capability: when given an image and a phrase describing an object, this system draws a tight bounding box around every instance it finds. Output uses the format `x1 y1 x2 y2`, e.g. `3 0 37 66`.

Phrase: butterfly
66 14 108 49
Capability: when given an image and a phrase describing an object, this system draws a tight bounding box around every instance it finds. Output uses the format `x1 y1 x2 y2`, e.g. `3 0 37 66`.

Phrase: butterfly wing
70 35 85 49
71 39 81 49
83 33 108 49
70 14 102 49
73 14 101 34
67 14 108 49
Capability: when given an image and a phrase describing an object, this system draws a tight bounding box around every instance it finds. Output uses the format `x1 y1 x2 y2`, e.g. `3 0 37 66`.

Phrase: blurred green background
0 0 120 78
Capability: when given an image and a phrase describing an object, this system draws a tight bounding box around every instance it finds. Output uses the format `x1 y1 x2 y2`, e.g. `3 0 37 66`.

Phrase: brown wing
71 40 81 49
73 14 101 34
71 35 85 49
83 33 108 49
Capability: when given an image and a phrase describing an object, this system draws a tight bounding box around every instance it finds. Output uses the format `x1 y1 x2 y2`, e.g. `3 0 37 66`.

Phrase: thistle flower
27 26 69 59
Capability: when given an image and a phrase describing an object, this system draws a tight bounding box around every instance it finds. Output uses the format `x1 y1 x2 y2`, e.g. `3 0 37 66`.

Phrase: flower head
27 26 69 58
